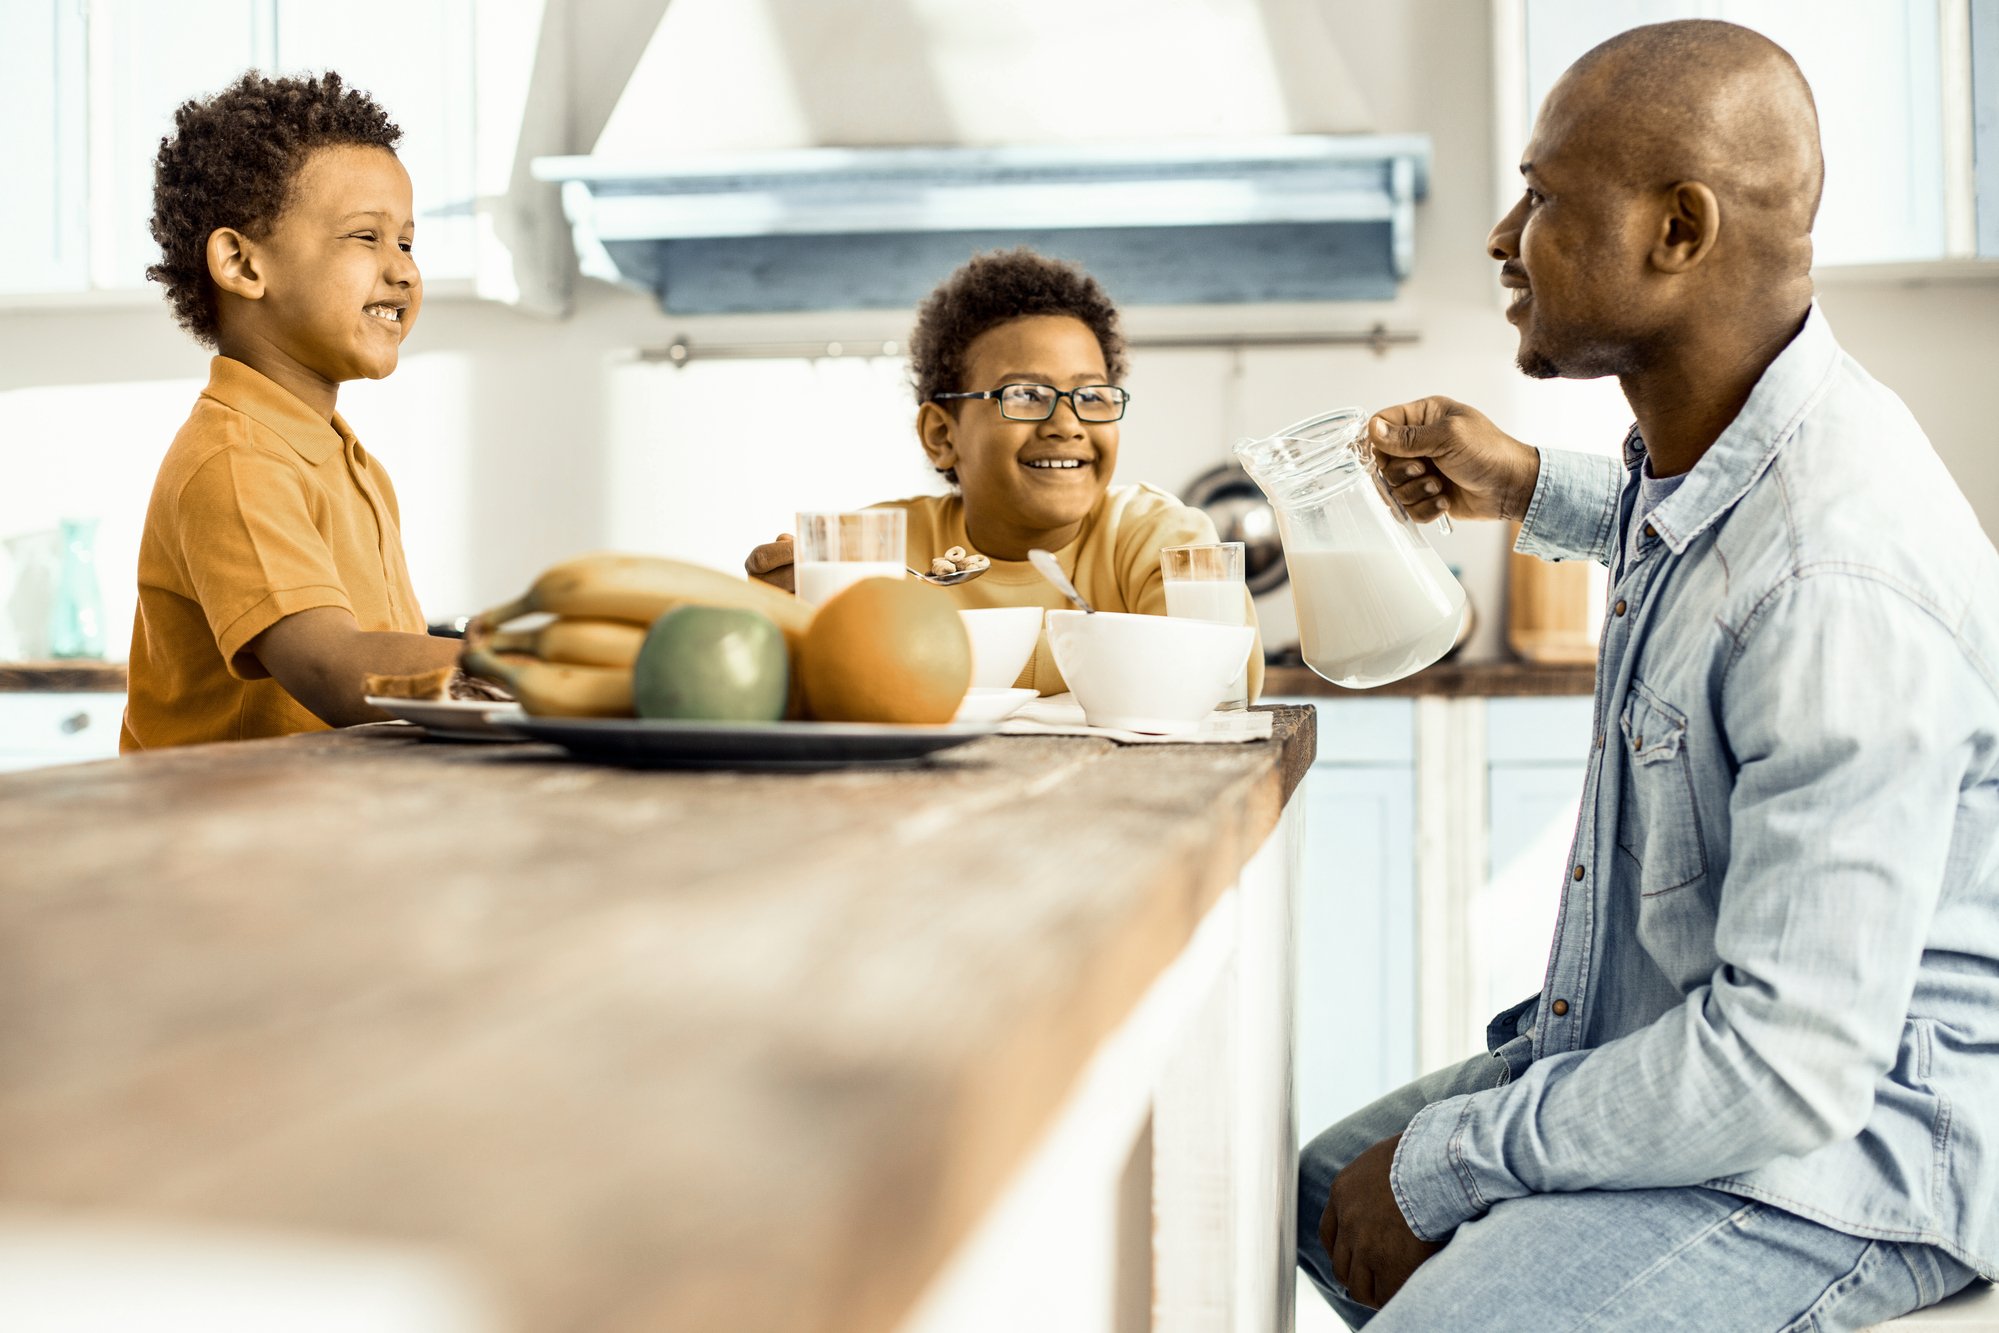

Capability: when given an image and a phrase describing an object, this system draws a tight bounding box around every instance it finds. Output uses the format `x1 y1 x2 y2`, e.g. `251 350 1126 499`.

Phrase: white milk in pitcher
1164 580 1251 708
1286 547 1465 687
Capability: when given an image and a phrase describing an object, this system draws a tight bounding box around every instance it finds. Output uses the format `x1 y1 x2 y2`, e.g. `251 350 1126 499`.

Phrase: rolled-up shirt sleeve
1391 572 1971 1239
176 448 354 679
1515 447 1624 567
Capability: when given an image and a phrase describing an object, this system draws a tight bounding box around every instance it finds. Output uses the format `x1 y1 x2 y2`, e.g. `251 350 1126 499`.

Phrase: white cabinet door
1978 0 1999 256
86 0 272 290
274 0 478 281
0 691 126 771
0 0 87 294
1285 698 1417 1141
1520 0 1950 266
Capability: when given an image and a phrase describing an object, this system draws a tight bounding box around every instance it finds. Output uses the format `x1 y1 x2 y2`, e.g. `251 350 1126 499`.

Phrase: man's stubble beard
1514 308 1650 382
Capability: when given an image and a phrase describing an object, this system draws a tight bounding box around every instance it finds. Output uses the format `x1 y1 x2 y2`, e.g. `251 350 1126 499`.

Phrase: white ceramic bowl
958 606 1046 688
1045 610 1256 735
953 686 1038 723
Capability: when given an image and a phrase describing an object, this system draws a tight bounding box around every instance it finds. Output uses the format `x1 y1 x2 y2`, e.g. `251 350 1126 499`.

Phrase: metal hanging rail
636 324 1420 365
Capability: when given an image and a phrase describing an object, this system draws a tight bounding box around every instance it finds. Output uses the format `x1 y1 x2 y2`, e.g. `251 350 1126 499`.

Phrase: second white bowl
1045 610 1255 735
958 606 1046 689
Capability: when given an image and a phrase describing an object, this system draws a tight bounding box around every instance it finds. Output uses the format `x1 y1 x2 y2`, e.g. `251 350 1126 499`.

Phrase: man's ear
917 402 959 475
206 227 264 300
1652 181 1720 274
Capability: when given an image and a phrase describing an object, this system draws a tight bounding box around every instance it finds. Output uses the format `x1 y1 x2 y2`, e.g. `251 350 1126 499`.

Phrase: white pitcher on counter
1234 408 1467 688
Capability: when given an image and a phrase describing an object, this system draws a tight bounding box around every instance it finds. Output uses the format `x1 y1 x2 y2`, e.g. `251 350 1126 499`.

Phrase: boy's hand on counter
744 532 796 593
248 606 464 728
1319 1131 1442 1311
1368 397 1542 525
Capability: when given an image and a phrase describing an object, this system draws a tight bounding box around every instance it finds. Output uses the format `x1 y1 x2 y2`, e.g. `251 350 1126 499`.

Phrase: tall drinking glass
794 510 907 606
1160 541 1250 711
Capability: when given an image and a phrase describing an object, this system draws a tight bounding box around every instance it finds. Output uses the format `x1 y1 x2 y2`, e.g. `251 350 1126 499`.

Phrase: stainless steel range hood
532 135 1430 312
528 0 1432 313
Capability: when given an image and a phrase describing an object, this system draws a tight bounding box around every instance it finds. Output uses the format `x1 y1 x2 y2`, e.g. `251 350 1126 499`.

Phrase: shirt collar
1628 303 1842 555
201 356 355 466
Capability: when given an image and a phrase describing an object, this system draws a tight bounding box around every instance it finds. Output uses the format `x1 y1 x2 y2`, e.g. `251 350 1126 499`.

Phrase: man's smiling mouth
1024 458 1089 470
364 304 404 323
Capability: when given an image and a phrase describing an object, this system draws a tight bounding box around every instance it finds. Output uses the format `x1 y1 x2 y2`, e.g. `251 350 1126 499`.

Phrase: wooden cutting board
1506 523 1600 664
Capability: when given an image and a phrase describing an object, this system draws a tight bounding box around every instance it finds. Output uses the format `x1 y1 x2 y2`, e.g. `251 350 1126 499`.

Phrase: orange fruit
799 577 972 723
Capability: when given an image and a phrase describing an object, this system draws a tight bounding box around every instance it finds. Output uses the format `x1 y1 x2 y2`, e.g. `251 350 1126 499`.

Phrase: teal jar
48 517 105 660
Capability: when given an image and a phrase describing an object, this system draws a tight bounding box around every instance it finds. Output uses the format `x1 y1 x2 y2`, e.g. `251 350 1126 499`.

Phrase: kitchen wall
3 0 1993 662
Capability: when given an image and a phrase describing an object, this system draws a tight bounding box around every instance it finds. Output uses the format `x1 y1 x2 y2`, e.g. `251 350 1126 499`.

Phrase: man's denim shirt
1392 307 1999 1279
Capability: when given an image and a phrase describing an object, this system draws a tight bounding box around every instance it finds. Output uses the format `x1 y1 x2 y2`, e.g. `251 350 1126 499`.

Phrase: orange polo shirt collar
200 356 350 466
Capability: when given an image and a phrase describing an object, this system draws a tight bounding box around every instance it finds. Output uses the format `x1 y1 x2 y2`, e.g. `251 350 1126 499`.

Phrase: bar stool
1862 1280 1999 1329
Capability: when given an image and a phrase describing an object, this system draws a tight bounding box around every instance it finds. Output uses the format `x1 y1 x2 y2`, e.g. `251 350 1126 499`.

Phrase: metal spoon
907 564 987 587
1027 548 1094 613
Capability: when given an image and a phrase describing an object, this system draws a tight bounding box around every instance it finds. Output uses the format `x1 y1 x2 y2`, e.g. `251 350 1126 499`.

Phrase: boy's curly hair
147 71 402 346
909 248 1128 409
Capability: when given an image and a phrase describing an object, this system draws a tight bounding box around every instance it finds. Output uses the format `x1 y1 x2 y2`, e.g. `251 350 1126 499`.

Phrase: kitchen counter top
0 659 127 692
1264 658 1594 697
0 658 1596 698
0 708 1314 1332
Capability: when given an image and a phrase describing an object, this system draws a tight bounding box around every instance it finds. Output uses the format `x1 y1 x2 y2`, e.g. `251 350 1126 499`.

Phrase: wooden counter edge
1263 659 1594 698
0 660 129 693
827 708 1317 1333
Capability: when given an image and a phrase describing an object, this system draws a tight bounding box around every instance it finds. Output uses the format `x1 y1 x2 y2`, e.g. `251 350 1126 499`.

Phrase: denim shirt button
1573 864 1586 881
1614 599 1628 616
1551 999 1570 1017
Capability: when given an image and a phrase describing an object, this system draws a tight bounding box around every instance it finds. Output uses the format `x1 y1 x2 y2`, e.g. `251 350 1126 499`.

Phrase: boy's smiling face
919 314 1121 560
211 143 421 413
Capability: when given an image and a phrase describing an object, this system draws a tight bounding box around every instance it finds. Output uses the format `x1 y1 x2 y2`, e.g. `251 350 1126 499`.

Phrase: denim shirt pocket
1616 680 1708 897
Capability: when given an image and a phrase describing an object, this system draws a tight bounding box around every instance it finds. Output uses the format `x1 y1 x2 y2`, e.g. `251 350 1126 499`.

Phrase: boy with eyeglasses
746 247 1262 697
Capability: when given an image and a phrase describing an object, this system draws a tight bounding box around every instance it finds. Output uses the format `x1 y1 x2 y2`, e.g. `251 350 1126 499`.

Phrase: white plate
952 686 1038 723
497 715 998 769
363 696 526 742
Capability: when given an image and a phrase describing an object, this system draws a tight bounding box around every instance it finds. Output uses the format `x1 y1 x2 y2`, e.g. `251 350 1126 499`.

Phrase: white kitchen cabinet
1508 0 1990 268
1281 691 1594 1141
0 0 482 301
1281 696 1418 1143
0 692 125 772
0 0 87 294
273 0 478 282
86 0 271 290
1481 696 1594 1030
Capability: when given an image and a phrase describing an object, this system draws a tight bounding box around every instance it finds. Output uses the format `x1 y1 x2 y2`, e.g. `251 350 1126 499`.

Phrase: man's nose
1487 198 1525 263
386 247 420 287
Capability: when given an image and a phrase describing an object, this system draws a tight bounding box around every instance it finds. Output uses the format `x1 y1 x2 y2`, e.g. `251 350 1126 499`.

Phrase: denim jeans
1297 1051 1979 1331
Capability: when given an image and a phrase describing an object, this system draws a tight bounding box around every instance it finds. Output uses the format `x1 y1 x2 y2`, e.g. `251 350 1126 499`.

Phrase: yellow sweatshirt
875 484 1264 698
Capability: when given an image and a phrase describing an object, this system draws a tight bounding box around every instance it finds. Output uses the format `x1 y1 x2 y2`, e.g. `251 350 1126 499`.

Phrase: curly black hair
147 71 402 346
909 247 1128 408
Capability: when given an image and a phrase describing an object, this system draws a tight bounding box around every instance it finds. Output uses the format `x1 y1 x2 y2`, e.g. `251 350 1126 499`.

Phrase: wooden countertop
0 658 1596 698
0 709 1314 1333
1264 658 1594 697
0 659 128 692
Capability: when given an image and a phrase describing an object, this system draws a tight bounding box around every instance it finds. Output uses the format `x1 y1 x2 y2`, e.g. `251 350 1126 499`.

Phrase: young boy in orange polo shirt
746 249 1263 697
122 72 461 751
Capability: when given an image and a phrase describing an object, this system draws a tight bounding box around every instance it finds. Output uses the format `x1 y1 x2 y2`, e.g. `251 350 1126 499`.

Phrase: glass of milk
1232 409 1467 689
1160 542 1251 710
793 509 907 606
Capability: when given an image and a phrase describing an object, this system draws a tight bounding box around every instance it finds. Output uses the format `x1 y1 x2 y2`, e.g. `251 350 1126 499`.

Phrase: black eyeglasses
932 383 1131 423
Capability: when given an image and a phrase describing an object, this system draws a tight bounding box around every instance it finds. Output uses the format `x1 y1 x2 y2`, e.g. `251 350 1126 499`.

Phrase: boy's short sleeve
1112 488 1266 701
177 448 354 678
1119 496 1220 616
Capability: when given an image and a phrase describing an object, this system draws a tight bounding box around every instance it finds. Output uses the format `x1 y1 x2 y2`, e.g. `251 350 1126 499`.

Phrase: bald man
1296 20 1998 1330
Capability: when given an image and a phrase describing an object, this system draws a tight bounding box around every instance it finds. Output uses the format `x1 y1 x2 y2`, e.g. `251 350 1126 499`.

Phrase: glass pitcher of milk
1233 408 1466 688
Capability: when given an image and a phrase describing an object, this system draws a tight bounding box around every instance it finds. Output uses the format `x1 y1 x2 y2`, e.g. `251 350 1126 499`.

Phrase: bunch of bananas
460 553 813 717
